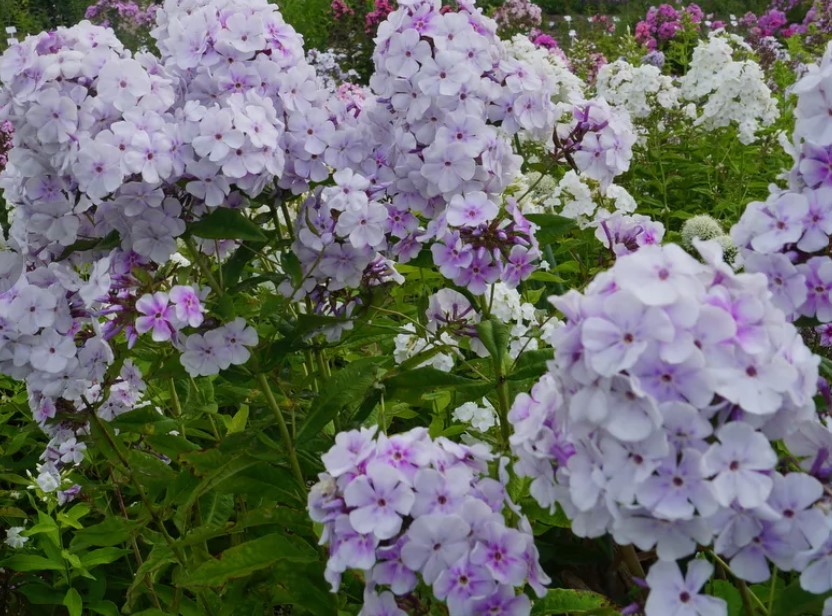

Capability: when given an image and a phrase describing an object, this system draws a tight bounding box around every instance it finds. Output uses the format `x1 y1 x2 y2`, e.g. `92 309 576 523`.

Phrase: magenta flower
134 292 176 342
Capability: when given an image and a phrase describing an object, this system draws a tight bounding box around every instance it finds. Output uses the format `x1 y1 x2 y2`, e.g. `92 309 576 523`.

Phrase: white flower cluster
393 322 458 373
489 281 541 359
679 33 778 145
306 48 360 94
596 59 679 120
452 398 497 432
551 171 637 227
501 34 584 114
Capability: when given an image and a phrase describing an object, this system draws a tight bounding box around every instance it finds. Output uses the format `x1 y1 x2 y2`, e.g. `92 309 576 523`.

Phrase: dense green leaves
181 533 317 586
297 356 388 441
188 207 268 242
531 589 618 615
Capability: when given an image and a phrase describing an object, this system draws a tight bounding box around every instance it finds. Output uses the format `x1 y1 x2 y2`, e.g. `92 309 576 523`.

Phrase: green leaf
80 547 129 568
297 356 387 442
27 510 60 546
510 349 554 381
476 318 510 367
63 588 83 616
57 230 120 261
1 554 66 572
127 449 177 489
272 562 338 614
525 213 577 245
384 367 479 391
182 533 317 587
111 407 178 435
57 503 91 529
88 601 120 616
71 517 136 550
770 580 829 616
709 580 743 616
223 239 269 289
531 589 616 615
189 207 267 242
224 404 249 434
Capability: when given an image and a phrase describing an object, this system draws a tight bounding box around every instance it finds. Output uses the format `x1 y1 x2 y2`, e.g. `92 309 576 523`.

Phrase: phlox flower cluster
739 1 832 47
552 171 637 226
501 34 583 109
740 8 789 39
178 317 258 377
150 0 346 196
527 30 567 65
493 0 542 34
0 0 316 485
285 0 562 301
85 0 159 31
554 98 637 190
635 3 704 51
509 241 827 614
366 0 395 35
488 282 545 359
394 321 459 373
331 0 354 20
308 426 549 616
307 48 361 94
452 398 497 432
594 212 666 257
595 59 679 120
678 33 779 145
733 41 832 322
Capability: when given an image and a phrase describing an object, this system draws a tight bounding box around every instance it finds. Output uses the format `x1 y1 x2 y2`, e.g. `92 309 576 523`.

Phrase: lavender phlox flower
645 560 726 616
310 426 548 615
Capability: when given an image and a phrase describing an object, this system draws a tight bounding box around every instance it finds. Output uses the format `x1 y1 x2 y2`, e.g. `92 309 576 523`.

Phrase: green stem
709 550 766 616
620 544 645 580
494 357 511 450
737 578 758 616
183 237 222 296
256 373 305 491
767 566 778 614
168 378 185 438
89 413 217 616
